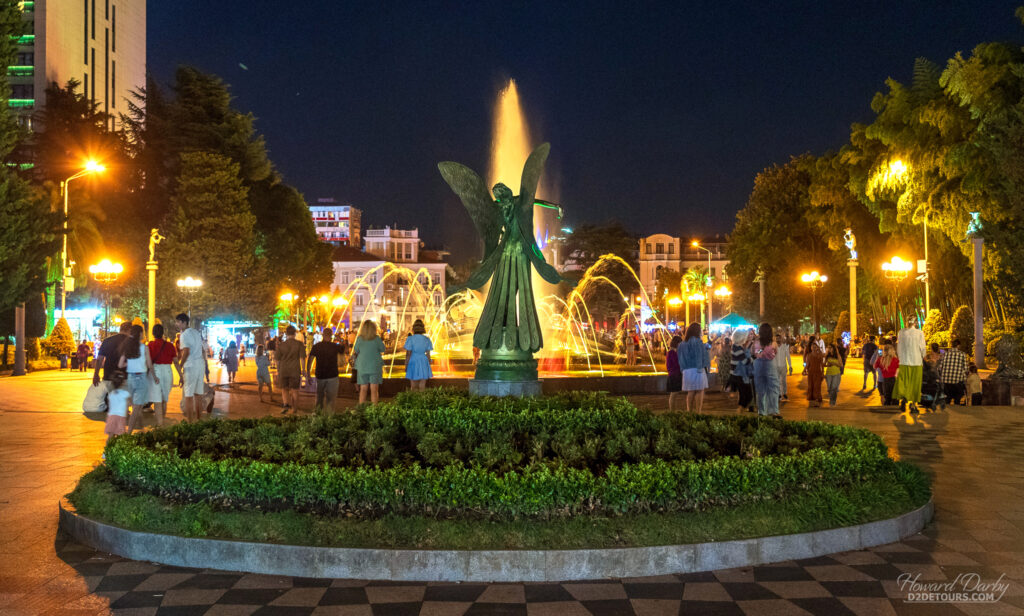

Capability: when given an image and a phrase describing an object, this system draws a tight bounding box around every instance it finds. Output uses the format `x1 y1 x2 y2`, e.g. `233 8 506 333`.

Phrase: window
668 244 674 255
434 294 442 307
341 271 349 284
645 243 652 254
355 271 363 278
432 273 440 285
369 272 377 284
16 52 33 65
90 49 95 100
656 243 664 254
355 294 365 307
83 0 88 61
11 84 33 98
103 28 108 115
110 60 115 108
111 4 115 51
91 0 95 39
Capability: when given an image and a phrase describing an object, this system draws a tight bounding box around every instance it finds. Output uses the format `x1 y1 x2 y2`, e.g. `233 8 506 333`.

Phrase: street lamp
176 276 203 320
89 259 123 335
692 240 714 327
800 271 828 335
667 296 682 326
60 160 105 317
881 256 914 327
886 159 930 313
688 292 706 330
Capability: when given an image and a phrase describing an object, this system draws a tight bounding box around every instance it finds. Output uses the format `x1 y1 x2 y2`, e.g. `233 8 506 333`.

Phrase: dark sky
148 1 1022 261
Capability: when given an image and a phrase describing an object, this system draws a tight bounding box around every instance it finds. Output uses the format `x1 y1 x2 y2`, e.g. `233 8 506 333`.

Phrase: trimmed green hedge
104 390 892 519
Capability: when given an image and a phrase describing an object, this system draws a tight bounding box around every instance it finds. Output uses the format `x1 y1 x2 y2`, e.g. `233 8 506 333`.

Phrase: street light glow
714 286 732 298
332 296 349 307
280 292 294 302
88 259 123 283
667 296 683 306
800 271 827 285
176 276 202 289
84 159 106 173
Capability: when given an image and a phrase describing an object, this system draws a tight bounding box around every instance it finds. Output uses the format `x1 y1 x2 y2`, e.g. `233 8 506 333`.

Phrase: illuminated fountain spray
311 80 671 378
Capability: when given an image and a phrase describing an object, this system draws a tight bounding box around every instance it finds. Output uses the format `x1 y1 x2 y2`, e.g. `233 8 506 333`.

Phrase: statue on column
843 228 857 261
149 228 165 263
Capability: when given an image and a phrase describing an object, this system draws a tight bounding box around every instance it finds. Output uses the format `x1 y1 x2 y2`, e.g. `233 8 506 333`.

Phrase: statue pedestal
471 342 542 397
469 379 543 397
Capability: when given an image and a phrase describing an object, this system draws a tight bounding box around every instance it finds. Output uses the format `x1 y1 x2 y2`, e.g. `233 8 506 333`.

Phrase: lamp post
881 256 913 328
667 296 682 327
692 241 713 328
89 259 123 336
888 160 929 314
688 292 706 330
279 293 297 326
176 276 203 320
714 286 732 321
800 271 828 335
60 160 105 318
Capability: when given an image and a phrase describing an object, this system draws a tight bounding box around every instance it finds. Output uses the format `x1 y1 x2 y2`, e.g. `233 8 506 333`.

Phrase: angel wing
438 161 502 259
517 142 550 228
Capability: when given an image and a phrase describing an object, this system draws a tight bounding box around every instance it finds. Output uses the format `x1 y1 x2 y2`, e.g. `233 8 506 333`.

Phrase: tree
561 222 639 323
43 316 75 356
0 0 58 318
162 151 268 319
922 309 947 344
729 158 847 330
949 305 974 353
652 267 682 316
249 180 334 298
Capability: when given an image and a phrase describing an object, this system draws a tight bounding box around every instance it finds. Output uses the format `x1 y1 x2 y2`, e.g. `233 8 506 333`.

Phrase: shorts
182 365 206 397
149 364 173 403
126 372 149 405
357 370 383 385
279 375 302 389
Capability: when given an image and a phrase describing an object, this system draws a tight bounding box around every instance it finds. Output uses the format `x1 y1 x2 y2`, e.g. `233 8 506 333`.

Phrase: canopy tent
710 312 754 332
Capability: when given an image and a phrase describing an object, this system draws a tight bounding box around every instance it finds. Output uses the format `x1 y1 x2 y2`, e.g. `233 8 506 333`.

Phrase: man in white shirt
174 313 207 422
893 314 926 413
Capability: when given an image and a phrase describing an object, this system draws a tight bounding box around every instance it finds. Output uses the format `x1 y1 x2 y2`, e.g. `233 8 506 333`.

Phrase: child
966 363 982 406
104 371 131 446
255 344 274 403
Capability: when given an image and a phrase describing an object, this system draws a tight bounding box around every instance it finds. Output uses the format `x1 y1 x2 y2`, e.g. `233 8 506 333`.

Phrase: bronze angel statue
439 143 566 365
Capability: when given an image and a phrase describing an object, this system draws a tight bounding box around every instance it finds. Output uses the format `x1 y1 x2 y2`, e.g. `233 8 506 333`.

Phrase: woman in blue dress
222 341 239 383
404 319 433 390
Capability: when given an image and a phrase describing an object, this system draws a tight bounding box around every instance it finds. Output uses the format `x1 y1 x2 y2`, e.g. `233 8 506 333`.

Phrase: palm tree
682 267 710 294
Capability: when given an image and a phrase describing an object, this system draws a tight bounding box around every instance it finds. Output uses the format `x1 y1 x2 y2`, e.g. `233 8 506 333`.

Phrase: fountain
309 80 681 394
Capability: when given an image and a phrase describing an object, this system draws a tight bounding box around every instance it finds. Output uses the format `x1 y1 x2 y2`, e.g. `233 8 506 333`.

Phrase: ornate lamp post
279 292 297 325
60 160 105 318
667 296 682 327
691 241 713 327
688 292 706 331
714 286 732 323
177 276 203 320
89 259 123 335
882 256 913 328
800 271 828 335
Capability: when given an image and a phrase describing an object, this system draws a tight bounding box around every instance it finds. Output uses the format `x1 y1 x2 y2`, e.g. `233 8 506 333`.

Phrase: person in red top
874 343 900 406
147 324 178 426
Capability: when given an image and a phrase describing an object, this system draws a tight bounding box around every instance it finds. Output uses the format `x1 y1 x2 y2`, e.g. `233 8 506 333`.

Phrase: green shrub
949 305 974 353
25 337 40 361
42 317 76 357
922 309 947 345
103 390 892 520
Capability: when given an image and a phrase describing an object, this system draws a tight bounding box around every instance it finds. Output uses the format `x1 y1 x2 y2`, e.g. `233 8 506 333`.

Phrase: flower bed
104 390 894 519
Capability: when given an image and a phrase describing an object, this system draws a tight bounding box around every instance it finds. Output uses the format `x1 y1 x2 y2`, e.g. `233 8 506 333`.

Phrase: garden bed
97 390 908 520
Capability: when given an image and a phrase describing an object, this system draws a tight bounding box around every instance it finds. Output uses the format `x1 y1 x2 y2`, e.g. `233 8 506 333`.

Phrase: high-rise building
309 198 361 246
9 0 146 131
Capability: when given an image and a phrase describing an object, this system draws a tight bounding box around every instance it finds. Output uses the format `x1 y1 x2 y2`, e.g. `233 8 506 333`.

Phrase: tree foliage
561 222 639 323
43 316 76 356
162 152 268 319
949 305 974 352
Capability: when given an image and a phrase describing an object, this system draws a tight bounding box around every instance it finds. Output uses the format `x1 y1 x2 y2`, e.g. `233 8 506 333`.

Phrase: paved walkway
1 365 1023 615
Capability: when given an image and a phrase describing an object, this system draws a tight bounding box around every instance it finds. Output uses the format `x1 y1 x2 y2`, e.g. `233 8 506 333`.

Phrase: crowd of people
662 314 983 415
88 313 438 440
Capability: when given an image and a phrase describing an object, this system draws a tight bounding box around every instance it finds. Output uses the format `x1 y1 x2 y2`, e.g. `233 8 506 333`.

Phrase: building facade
11 0 146 130
364 225 420 262
638 233 730 300
309 198 361 246
330 245 447 333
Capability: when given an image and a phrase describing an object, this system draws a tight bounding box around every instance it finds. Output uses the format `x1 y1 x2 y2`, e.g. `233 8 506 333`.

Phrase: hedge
104 390 892 519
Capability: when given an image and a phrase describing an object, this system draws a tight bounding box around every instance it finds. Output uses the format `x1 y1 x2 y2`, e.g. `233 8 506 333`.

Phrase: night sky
148 1 1022 261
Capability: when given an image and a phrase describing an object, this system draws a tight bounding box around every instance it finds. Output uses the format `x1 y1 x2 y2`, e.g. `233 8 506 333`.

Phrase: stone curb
58 498 933 581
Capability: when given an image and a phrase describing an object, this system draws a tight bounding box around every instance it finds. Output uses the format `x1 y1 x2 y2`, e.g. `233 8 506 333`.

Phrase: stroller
919 366 945 411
